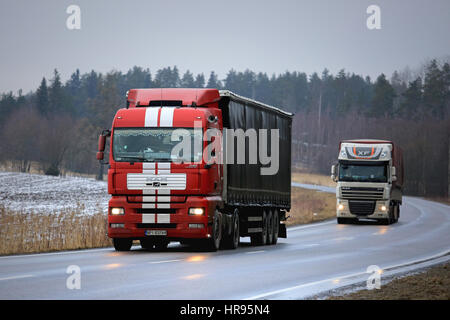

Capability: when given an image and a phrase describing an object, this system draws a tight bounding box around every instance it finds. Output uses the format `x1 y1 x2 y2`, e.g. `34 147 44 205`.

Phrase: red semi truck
97 88 292 251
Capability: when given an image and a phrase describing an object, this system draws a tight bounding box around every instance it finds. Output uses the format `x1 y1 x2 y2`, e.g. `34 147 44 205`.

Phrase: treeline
0 60 449 196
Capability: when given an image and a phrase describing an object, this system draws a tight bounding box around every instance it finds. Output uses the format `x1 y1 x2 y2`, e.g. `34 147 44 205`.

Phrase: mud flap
278 223 287 238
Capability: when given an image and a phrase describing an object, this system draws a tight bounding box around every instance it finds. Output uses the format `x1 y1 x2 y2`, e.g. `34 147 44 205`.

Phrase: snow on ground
0 171 109 215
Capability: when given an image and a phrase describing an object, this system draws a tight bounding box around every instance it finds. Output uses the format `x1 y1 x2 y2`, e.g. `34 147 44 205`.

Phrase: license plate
145 230 167 236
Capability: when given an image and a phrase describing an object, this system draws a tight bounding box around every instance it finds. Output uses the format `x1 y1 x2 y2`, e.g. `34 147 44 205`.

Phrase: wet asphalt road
0 184 449 299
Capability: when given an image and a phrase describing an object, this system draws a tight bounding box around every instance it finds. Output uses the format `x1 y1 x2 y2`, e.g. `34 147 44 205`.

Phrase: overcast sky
1 0 449 93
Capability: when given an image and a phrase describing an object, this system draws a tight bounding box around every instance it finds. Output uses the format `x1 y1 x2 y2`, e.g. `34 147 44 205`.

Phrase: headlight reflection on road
374 227 388 235
103 263 122 270
186 255 206 262
182 274 205 280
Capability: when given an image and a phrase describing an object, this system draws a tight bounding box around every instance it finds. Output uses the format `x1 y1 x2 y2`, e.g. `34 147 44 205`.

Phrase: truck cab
331 139 403 225
97 88 292 251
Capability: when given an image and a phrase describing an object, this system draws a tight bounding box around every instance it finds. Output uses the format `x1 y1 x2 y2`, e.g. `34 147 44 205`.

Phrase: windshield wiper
117 156 147 162
154 158 174 162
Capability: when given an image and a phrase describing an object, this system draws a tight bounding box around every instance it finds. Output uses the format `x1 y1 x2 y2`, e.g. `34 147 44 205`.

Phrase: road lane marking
0 274 34 281
244 248 450 300
332 237 354 241
245 250 265 255
302 244 320 248
244 273 361 300
148 259 181 264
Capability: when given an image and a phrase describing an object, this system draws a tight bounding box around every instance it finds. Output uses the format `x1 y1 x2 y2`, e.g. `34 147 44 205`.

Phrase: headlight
189 208 205 215
380 205 387 212
338 204 344 211
110 207 125 215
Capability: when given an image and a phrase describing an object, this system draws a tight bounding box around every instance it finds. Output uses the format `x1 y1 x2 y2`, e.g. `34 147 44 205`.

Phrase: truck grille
127 173 186 190
341 187 384 200
349 201 375 216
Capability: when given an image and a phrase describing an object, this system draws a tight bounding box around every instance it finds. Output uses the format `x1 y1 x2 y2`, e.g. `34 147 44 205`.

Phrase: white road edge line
244 248 450 300
288 220 335 231
0 247 114 259
0 274 34 281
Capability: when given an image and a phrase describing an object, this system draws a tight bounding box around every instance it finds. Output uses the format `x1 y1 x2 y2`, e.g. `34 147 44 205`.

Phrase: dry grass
287 187 336 226
329 263 450 300
0 179 338 255
0 205 111 256
292 170 336 188
0 161 104 180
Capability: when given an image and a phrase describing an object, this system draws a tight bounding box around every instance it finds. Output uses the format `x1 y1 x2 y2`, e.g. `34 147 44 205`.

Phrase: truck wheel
113 238 132 251
250 209 267 246
380 207 393 225
222 209 240 249
266 210 274 245
272 209 279 245
154 240 169 251
204 210 222 251
140 239 154 250
337 218 348 224
394 205 400 223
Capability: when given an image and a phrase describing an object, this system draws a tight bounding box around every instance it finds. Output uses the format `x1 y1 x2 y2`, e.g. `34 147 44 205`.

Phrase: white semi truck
331 139 404 225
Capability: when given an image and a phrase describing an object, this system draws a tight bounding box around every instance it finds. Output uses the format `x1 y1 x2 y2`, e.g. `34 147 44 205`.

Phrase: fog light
189 208 205 215
338 204 344 211
110 207 125 215
381 205 387 212
110 223 124 228
189 223 204 229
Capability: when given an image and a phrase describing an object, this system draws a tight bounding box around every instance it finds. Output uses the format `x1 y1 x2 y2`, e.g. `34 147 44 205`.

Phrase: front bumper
107 196 217 240
336 199 390 219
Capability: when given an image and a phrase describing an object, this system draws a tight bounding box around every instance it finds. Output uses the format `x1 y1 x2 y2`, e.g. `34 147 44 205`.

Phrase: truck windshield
113 128 203 162
339 163 388 183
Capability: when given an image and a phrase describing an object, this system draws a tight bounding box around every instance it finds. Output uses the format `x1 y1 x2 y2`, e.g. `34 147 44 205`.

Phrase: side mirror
331 164 337 182
391 166 397 182
98 134 106 152
97 129 111 163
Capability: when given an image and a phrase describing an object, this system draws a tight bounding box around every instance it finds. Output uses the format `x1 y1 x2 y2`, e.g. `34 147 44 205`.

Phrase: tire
250 209 267 246
380 207 393 225
140 239 154 250
154 239 169 251
113 238 132 251
223 209 240 249
337 217 348 224
266 209 274 245
394 205 400 223
203 210 222 251
272 209 279 245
